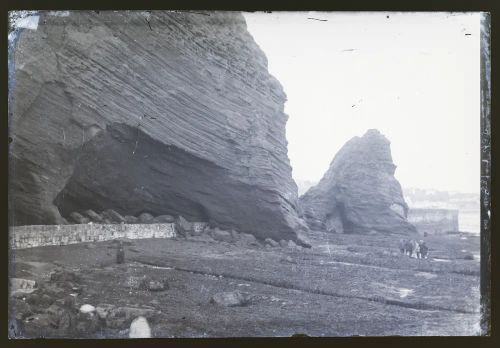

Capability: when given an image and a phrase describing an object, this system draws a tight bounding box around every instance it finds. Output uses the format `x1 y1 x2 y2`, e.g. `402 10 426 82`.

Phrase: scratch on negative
132 124 140 155
179 11 211 16
132 139 138 155
326 239 332 257
307 17 328 22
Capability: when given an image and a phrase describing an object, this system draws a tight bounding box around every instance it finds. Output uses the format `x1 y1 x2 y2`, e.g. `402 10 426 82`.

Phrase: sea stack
8 11 307 244
299 129 417 235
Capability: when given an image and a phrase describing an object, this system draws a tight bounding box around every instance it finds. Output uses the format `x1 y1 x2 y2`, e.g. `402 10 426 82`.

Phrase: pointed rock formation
8 11 307 244
299 129 417 235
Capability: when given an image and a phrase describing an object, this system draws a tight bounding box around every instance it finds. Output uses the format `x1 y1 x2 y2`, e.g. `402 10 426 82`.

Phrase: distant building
407 208 459 235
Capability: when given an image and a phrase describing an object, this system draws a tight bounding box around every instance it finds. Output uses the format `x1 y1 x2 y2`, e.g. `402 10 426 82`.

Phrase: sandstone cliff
8 11 308 244
299 129 417 235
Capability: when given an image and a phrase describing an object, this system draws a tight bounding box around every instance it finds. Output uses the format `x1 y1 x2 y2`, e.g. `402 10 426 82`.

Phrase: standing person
404 240 414 257
413 240 421 259
116 240 125 264
419 240 429 259
399 239 406 254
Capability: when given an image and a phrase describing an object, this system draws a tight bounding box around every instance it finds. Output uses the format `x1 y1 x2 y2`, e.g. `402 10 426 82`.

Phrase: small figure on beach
418 240 429 259
412 240 420 258
399 239 428 259
399 239 407 254
116 240 125 264
403 239 416 257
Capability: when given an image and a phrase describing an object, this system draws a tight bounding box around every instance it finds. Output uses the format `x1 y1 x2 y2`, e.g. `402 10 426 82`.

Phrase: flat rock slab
211 291 248 307
10 278 37 296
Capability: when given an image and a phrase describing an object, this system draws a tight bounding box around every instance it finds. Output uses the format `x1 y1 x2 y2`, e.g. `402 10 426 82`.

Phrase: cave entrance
53 123 212 223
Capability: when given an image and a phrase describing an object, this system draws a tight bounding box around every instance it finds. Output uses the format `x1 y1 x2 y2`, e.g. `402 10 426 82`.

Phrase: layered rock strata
8 11 307 244
299 129 417 235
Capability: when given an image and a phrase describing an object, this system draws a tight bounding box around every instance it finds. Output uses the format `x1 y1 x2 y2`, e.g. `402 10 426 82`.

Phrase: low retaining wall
407 208 459 235
10 223 176 249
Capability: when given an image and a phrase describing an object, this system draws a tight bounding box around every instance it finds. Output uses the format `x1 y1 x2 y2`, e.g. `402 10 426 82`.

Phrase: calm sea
459 211 480 234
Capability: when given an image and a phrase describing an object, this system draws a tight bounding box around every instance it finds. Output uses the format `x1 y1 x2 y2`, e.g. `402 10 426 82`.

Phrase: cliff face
299 129 417 235
8 11 307 244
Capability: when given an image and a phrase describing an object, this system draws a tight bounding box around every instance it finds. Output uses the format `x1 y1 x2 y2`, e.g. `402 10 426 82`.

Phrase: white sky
244 12 480 194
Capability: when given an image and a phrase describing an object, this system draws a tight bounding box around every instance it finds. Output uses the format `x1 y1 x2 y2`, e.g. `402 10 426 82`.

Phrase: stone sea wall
10 223 178 249
407 209 459 235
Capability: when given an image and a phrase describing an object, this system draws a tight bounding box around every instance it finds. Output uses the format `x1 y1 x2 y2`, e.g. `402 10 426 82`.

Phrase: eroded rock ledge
8 11 307 244
299 129 417 235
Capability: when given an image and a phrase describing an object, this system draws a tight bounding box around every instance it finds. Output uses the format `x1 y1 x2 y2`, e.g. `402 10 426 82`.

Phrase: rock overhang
8 11 308 244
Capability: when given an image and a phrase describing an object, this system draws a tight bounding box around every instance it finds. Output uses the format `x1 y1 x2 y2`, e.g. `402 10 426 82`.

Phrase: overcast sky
244 12 480 194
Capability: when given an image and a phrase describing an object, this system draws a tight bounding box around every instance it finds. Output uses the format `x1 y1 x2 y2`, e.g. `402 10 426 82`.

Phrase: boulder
83 209 104 223
299 129 417 235
148 280 167 292
105 307 156 330
126 276 144 290
8 11 307 245
79 304 96 314
62 295 77 309
129 316 152 338
175 216 193 235
288 240 297 248
140 278 168 292
231 229 240 240
55 215 69 225
264 238 279 247
95 304 114 320
46 304 65 328
12 299 32 320
124 215 139 224
127 276 168 292
26 292 54 308
102 209 126 223
75 311 100 336
240 233 257 244
138 212 154 223
279 240 288 248
152 214 175 223
69 212 89 224
191 222 208 236
24 293 40 307
40 293 55 307
234 232 261 248
210 291 248 307
50 270 82 284
57 310 74 331
10 278 37 296
212 228 233 243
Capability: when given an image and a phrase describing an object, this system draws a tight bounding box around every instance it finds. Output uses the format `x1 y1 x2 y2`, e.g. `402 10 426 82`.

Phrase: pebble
129 316 151 338
79 304 96 314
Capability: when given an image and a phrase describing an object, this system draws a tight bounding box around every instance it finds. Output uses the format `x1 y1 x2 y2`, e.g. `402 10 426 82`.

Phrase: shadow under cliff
52 123 299 242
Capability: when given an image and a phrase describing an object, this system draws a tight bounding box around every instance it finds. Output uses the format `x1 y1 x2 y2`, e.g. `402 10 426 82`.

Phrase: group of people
399 239 429 259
